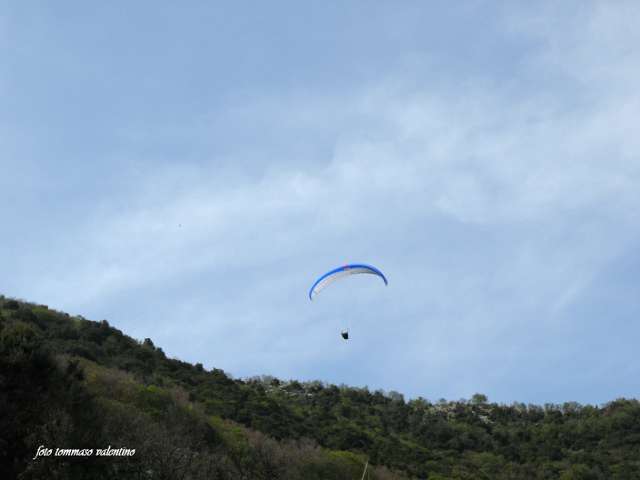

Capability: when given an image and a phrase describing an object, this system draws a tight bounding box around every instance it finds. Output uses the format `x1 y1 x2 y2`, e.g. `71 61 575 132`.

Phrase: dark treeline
1 296 639 479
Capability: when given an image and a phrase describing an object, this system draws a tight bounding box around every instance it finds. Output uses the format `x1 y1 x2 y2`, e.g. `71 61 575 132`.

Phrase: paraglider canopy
308 263 388 301
309 263 388 340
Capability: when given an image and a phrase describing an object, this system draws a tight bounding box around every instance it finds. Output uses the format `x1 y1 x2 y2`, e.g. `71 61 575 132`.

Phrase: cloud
2 1 639 403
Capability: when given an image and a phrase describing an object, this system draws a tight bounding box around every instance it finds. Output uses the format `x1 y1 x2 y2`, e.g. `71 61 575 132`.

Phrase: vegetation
1 295 639 479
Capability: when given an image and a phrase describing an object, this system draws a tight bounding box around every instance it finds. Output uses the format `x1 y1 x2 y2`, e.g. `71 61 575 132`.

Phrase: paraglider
308 264 388 340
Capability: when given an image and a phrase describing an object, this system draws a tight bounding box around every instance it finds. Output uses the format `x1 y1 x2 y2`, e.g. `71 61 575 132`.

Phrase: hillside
1 295 640 479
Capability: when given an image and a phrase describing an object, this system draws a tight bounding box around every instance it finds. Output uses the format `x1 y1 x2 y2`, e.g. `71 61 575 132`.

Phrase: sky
1 1 639 405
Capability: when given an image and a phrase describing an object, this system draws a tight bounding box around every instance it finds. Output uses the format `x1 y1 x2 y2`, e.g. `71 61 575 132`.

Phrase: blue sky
2 1 639 405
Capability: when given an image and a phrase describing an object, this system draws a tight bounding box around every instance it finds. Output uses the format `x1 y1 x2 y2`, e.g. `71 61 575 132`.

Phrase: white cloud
4 1 640 402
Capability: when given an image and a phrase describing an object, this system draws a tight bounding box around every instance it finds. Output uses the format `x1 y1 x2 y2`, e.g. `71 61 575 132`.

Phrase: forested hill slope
1 295 639 479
